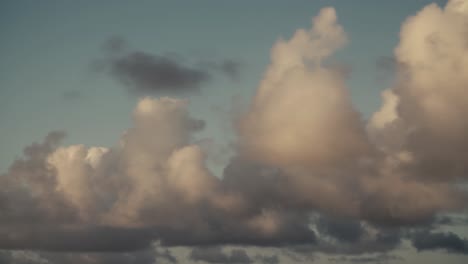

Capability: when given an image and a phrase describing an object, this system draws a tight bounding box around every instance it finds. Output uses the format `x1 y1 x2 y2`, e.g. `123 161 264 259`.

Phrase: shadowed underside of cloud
1 0 468 262
411 231 468 254
0 248 176 264
97 37 241 94
189 247 281 264
329 254 403 264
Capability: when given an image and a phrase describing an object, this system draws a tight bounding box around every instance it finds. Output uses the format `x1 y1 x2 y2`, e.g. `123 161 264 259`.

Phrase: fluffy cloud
366 0 468 224
240 7 371 168
238 1 468 226
0 97 316 251
370 0 468 181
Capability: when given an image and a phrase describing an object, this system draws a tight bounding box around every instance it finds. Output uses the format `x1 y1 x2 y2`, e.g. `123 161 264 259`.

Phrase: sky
1 0 468 264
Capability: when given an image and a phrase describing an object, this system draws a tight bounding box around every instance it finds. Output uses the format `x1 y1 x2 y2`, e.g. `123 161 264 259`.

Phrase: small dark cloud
110 51 210 94
190 247 252 264
97 36 242 95
411 231 468 254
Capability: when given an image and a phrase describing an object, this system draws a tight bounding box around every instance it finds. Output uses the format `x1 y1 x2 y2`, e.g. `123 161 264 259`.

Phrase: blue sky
0 0 446 172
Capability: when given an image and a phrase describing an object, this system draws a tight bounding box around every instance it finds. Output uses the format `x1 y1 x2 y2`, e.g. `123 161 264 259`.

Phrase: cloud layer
1 0 468 263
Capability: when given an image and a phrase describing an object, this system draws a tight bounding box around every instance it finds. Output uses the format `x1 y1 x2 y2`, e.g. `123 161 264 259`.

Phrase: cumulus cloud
238 0 468 226
98 37 241 94
370 0 468 181
365 0 468 225
240 7 371 168
0 97 316 251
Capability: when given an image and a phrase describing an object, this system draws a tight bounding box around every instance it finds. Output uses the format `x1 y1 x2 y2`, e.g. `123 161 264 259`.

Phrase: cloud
190 247 252 264
1 1 468 260
238 2 466 227
316 216 366 243
364 0 468 225
0 97 317 251
0 248 176 264
370 0 468 181
110 51 210 93
98 37 241 94
411 231 468 254
329 254 403 264
255 254 279 264
0 226 157 252
240 7 371 168
310 225 402 255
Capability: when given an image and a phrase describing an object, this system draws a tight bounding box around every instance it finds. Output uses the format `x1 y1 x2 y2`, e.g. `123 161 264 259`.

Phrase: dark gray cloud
411 231 468 254
0 248 175 264
190 247 252 264
316 216 365 243
329 254 403 264
287 223 402 256
110 51 210 93
99 37 241 94
153 222 316 247
0 226 155 252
